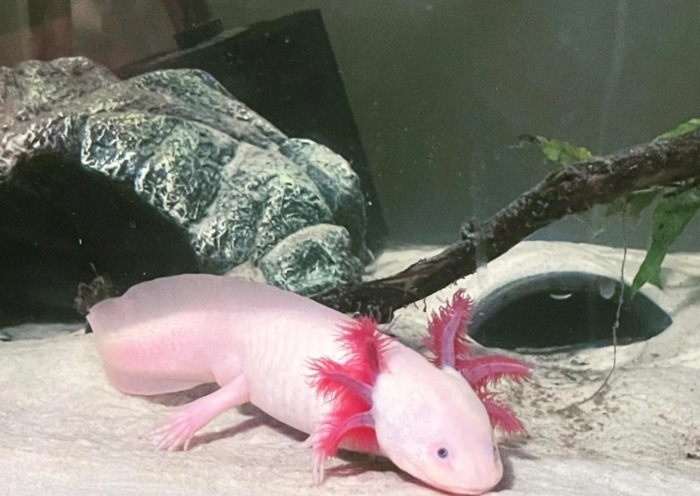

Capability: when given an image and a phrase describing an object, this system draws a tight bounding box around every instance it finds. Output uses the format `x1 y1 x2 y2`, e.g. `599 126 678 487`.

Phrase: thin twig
315 129 700 318
578 205 628 403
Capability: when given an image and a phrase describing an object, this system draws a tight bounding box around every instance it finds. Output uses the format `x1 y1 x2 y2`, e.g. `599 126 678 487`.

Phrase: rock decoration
0 57 367 300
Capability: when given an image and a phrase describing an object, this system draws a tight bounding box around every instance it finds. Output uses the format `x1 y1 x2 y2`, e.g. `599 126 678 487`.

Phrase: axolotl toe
87 274 520 495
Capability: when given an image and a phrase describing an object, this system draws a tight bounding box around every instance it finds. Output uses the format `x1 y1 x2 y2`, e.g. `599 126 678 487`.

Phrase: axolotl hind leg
152 375 250 451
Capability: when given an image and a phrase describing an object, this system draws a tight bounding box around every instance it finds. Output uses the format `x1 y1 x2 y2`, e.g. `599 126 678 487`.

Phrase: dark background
210 0 700 249
3 0 700 249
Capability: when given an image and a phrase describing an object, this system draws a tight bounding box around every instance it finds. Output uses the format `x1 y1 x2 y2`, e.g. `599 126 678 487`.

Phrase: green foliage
654 118 700 140
521 134 592 166
631 188 700 292
524 122 700 294
604 187 663 223
631 116 700 291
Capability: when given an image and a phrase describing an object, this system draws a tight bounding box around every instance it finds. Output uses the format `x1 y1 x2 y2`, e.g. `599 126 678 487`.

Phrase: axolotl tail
87 274 253 395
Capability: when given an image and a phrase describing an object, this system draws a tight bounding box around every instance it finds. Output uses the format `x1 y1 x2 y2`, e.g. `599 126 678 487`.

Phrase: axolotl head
372 348 503 495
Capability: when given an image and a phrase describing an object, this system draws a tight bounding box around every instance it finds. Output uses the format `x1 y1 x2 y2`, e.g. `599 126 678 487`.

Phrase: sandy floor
1 241 698 495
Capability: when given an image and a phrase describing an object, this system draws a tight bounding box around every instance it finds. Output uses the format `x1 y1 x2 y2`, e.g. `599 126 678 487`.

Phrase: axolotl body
87 274 526 494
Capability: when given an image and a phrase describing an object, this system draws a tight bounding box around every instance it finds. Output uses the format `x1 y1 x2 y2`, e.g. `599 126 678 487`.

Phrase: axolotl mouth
389 432 503 496
423 447 503 495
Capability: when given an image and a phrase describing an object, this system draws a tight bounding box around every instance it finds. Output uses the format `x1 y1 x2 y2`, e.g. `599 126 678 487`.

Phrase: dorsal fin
307 317 392 482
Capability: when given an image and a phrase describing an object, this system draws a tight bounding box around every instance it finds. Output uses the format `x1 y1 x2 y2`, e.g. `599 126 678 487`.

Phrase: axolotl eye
437 447 449 459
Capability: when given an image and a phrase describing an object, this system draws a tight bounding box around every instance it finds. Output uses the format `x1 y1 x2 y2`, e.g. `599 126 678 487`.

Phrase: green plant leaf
626 187 664 219
654 118 700 140
595 188 662 241
632 188 700 293
604 187 664 220
521 134 592 166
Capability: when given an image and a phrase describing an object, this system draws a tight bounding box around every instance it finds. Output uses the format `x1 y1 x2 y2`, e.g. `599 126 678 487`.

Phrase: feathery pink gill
425 289 531 434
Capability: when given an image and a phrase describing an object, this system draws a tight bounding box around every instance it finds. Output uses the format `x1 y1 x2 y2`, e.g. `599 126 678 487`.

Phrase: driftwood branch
314 129 700 318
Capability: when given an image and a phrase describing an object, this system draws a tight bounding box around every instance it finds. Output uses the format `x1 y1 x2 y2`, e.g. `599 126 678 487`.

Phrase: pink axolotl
87 274 529 495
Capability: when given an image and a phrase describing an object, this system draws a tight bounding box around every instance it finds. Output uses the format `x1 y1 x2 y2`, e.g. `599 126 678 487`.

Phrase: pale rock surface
1 241 699 495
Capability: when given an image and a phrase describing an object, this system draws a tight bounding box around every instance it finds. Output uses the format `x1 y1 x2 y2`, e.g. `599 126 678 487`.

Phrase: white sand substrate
1 241 698 495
